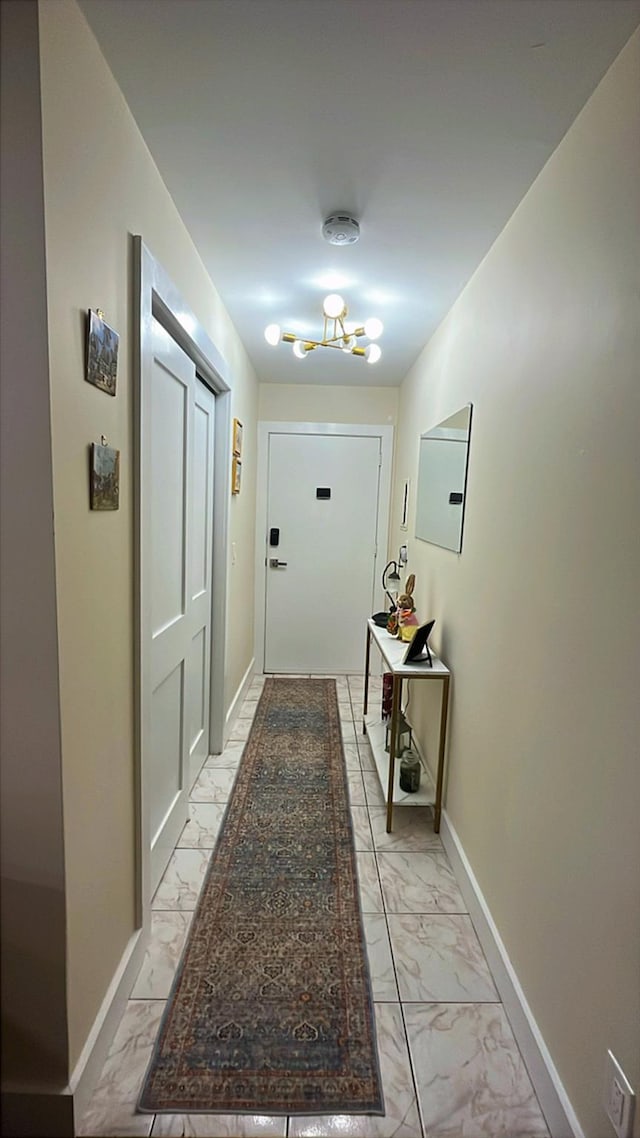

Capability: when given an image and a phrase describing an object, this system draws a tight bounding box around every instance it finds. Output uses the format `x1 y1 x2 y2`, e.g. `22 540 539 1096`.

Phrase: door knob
269 558 288 568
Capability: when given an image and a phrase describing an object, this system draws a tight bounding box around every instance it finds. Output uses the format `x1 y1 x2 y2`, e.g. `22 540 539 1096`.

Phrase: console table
363 618 451 833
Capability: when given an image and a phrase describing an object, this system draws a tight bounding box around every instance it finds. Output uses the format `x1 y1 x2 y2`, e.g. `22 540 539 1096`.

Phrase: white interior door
146 319 215 895
264 432 382 674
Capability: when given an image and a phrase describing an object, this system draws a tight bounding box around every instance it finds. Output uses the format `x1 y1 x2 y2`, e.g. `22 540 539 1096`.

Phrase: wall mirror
415 404 473 553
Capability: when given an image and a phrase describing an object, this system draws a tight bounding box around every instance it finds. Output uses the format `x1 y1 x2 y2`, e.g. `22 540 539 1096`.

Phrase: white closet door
145 319 214 895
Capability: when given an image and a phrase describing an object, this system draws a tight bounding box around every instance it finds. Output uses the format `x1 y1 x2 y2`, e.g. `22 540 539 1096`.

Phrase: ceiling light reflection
310 271 354 291
363 288 400 307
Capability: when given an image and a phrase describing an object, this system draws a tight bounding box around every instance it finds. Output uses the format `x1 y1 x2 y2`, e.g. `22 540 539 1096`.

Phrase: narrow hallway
79 676 550 1138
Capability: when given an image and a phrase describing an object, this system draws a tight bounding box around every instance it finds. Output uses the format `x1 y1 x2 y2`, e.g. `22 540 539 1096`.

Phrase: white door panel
187 626 207 756
146 319 215 896
191 399 210 598
186 382 215 786
150 359 188 633
149 662 183 843
264 433 381 674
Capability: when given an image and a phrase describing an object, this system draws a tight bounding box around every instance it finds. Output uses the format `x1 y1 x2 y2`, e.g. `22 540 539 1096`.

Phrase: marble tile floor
78 675 550 1138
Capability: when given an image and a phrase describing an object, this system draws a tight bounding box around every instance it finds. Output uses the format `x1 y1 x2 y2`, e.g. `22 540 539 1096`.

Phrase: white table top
368 618 450 677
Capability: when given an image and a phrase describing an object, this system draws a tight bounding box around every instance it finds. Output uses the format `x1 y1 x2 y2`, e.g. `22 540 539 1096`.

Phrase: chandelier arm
268 298 380 361
281 333 368 351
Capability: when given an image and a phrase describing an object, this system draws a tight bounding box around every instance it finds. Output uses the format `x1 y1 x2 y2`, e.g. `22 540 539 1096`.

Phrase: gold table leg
386 675 402 833
433 674 450 833
363 625 371 733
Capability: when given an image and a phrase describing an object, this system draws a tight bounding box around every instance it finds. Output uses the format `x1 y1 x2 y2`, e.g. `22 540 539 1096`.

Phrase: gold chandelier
264 294 383 364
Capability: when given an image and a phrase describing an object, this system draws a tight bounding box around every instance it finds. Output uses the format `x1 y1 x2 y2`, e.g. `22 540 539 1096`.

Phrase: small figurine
396 574 420 641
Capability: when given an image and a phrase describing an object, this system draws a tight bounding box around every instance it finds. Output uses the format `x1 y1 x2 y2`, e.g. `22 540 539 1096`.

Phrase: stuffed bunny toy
396 573 420 641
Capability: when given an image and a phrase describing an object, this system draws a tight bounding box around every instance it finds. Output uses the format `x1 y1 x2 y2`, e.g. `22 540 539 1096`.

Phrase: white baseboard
67 926 148 1125
440 810 584 1138
223 656 256 747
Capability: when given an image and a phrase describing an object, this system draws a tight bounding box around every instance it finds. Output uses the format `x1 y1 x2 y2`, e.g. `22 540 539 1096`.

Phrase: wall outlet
604 1050 636 1138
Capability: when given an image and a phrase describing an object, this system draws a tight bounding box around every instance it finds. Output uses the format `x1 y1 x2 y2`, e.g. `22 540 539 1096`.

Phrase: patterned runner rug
138 677 384 1116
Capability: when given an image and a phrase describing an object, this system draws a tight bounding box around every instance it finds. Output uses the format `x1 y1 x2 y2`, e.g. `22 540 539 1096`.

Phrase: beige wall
0 0 69 1090
38 0 259 1070
392 31 640 1138
259 383 398 426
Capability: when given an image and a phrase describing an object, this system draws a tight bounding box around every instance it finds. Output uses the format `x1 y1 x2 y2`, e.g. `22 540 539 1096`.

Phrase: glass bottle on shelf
385 711 412 754
399 748 421 793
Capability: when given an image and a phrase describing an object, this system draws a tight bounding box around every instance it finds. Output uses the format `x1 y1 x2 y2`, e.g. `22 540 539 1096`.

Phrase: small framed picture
231 456 242 495
232 417 243 457
90 442 120 510
86 309 119 396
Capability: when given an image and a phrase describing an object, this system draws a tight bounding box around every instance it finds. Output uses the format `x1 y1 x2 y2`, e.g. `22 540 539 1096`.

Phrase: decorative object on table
371 612 389 628
86 309 119 396
399 747 422 793
138 677 384 1116
232 416 243 457
372 557 401 628
396 573 420 641
231 455 242 495
385 708 413 754
89 438 119 510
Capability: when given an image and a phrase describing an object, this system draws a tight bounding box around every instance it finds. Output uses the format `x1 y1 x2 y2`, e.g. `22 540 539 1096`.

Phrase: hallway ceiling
80 0 639 388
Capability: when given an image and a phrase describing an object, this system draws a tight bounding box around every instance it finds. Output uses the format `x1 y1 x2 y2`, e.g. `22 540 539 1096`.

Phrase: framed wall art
232 455 242 495
232 417 243 457
86 309 119 396
90 441 120 510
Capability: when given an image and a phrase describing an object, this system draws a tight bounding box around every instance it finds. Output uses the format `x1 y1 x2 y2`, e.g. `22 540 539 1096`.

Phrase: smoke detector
322 215 360 246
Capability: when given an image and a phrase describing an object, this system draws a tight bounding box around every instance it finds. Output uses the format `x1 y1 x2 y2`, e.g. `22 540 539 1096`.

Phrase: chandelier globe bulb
365 343 382 364
292 340 308 359
323 293 345 320
264 323 281 346
364 317 383 341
